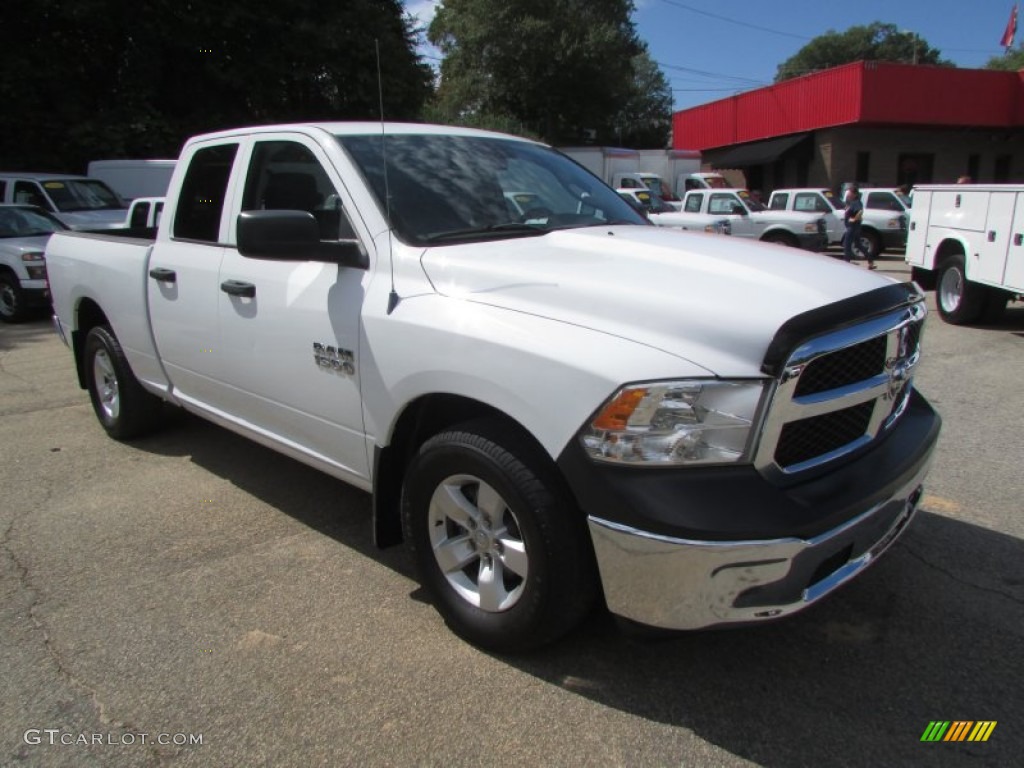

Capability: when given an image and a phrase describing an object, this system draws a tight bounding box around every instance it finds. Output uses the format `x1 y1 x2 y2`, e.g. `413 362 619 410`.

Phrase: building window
994 154 1012 183
967 154 980 182
855 152 870 184
897 153 934 187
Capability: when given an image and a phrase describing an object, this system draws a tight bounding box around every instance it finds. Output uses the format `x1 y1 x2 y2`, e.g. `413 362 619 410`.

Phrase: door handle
220 280 255 298
149 267 176 283
988 230 997 243
1015 233 1023 247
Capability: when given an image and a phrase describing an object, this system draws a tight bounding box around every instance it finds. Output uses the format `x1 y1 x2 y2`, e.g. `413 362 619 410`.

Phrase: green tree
985 45 1024 70
0 0 433 172
428 0 671 146
775 23 952 82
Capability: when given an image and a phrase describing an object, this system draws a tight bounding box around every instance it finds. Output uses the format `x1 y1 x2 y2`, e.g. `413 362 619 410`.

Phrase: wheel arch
70 298 110 388
372 393 562 549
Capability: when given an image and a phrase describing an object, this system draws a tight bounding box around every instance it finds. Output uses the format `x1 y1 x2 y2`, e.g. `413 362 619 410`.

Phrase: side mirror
237 210 368 269
731 204 748 216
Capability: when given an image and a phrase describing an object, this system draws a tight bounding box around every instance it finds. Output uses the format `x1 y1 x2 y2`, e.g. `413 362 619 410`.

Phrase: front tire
937 254 986 324
0 272 27 323
84 326 164 439
402 419 597 652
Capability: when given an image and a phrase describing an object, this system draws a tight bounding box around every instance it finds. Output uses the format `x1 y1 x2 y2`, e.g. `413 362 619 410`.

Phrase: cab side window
684 193 703 213
708 194 739 215
794 193 826 213
866 192 902 211
242 141 355 241
173 144 238 243
14 181 48 209
770 193 789 210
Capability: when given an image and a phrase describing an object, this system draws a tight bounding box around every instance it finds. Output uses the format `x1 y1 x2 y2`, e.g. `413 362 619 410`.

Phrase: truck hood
0 234 54 253
56 210 127 230
420 226 896 376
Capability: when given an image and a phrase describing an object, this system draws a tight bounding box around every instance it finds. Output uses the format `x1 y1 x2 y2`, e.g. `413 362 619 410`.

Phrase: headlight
803 222 818 233
580 380 766 466
887 218 902 228
21 251 45 262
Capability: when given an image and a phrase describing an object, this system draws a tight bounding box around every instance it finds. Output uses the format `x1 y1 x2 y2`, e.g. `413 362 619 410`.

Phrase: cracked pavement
1 261 1022 767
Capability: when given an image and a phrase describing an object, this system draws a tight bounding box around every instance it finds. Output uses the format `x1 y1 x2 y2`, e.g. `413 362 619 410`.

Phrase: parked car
0 204 66 321
905 183 1022 324
46 122 939 651
656 189 828 250
768 188 907 259
0 173 127 230
618 188 731 235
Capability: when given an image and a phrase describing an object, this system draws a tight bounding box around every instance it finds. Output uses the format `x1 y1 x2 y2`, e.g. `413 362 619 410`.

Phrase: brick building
671 61 1024 194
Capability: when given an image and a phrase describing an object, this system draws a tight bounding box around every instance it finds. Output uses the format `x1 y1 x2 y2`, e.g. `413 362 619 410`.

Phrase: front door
216 136 372 484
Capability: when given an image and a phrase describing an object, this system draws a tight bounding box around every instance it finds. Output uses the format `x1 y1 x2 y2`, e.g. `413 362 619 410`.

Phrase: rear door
216 133 373 483
148 141 239 405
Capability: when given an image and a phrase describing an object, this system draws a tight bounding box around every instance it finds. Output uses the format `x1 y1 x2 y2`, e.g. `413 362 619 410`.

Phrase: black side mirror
237 210 368 269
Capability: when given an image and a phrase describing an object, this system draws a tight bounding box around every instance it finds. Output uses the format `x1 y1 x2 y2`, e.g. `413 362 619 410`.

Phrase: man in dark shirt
843 186 874 268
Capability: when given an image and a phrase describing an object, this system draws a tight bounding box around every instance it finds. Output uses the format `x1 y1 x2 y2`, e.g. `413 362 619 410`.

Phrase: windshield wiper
423 222 549 244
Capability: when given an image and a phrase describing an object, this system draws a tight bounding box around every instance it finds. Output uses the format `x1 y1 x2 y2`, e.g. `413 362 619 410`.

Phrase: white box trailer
906 184 1023 324
86 159 176 202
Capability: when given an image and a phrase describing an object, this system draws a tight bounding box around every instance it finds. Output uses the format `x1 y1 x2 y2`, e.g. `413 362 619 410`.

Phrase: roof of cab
185 122 543 144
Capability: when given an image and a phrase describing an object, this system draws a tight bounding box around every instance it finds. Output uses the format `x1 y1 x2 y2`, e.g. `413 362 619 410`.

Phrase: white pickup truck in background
654 189 828 250
906 183 1023 324
768 188 908 259
46 122 940 651
0 173 128 230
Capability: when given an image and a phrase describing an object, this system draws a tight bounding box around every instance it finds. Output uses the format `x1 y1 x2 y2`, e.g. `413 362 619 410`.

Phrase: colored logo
921 721 997 742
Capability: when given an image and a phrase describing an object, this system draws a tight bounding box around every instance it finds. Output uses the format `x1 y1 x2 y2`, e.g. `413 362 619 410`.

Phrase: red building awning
673 61 1024 152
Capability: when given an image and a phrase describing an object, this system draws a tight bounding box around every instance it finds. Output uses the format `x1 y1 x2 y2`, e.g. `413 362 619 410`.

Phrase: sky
402 0 1020 111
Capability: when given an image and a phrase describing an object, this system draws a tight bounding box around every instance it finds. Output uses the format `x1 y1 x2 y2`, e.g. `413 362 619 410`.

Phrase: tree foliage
0 0 433 172
775 23 953 82
985 45 1024 71
428 0 672 147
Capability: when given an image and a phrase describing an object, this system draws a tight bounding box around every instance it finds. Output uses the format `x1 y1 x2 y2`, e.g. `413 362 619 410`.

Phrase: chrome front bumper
587 458 930 630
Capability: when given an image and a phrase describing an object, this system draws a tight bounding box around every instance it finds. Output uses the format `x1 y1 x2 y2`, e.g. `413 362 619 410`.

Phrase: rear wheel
84 325 165 439
937 254 986 325
0 272 27 323
402 419 597 652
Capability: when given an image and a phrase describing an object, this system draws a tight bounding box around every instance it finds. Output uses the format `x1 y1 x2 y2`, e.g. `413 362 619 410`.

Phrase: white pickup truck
906 183 1023 324
46 122 940 651
654 189 829 250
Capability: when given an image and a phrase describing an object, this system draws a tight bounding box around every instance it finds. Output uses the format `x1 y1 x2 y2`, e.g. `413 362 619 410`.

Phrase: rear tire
937 254 987 325
0 272 27 323
402 419 597 652
84 325 165 439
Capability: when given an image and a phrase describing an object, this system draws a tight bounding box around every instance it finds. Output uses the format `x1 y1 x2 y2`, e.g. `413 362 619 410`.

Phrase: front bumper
560 390 940 630
881 228 908 251
796 232 829 251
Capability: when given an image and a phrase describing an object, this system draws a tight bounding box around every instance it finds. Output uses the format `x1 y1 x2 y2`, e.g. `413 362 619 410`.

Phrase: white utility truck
906 184 1022 324
46 123 940 651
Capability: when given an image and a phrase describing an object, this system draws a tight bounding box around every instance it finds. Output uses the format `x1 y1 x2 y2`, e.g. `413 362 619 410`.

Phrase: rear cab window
173 144 239 243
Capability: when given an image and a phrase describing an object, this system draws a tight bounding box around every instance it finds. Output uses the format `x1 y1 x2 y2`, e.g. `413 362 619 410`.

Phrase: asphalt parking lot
2 256 1022 767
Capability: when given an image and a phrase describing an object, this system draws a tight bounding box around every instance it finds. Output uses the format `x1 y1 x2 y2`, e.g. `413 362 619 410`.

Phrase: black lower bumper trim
557 390 940 542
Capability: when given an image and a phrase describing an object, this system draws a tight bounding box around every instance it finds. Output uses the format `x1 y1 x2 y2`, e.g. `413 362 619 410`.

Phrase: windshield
822 190 846 210
736 189 765 212
42 179 125 212
0 206 66 238
336 134 647 245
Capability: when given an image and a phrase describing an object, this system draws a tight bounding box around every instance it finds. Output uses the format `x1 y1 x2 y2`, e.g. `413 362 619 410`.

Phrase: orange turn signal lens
592 388 648 430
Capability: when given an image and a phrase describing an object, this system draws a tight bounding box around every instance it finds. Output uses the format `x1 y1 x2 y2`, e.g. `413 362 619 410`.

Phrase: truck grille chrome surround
755 299 927 477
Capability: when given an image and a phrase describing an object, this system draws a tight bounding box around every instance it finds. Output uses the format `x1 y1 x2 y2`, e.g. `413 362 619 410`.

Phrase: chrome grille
756 299 927 477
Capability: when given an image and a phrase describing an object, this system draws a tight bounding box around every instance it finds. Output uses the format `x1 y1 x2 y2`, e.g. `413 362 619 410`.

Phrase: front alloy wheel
402 419 598 652
428 475 528 612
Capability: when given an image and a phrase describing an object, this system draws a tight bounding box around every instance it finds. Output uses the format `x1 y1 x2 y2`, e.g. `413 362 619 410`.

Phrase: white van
87 159 176 201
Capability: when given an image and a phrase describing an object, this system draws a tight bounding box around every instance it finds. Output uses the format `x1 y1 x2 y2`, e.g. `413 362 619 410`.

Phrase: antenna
376 39 400 315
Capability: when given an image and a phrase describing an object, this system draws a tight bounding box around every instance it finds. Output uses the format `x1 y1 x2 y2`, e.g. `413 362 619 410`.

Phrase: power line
658 0 811 41
656 60 766 85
